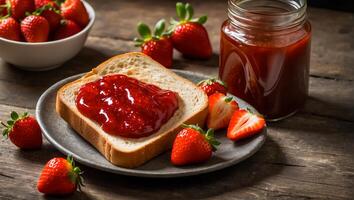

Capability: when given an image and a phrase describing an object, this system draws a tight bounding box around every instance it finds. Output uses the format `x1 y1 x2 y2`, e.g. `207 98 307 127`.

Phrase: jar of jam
219 0 311 120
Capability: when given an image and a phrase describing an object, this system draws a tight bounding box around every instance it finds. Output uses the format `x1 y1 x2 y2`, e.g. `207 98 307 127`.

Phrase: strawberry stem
0 121 7 128
181 124 221 151
67 155 84 191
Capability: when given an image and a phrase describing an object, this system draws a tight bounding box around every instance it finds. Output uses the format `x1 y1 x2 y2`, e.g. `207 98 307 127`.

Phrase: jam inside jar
220 0 311 120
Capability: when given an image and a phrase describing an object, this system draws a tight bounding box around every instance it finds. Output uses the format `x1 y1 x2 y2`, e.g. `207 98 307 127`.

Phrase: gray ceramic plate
36 70 266 178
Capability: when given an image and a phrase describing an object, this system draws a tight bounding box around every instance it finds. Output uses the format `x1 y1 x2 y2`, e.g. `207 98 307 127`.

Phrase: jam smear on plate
76 74 179 138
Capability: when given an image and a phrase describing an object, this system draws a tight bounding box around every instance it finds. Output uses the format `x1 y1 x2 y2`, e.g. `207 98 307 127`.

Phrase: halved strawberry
207 92 239 130
227 109 266 141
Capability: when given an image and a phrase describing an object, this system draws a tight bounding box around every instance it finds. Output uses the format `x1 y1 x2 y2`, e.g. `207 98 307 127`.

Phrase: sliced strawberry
207 93 239 130
227 109 266 141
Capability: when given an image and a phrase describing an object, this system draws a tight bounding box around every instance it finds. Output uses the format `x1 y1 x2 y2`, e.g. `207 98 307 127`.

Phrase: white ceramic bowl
0 0 95 71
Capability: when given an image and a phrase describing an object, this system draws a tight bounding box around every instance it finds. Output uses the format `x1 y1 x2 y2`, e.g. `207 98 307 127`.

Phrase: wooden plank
85 0 354 80
1 104 354 199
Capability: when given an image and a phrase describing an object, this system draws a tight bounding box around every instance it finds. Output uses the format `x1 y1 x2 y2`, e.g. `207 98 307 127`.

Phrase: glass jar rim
229 0 307 17
228 0 308 31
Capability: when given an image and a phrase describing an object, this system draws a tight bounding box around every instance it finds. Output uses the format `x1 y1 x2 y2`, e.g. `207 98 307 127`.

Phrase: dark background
309 0 354 12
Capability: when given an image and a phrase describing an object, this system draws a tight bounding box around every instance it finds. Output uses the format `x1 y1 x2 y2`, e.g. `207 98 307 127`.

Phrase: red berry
170 3 212 59
141 38 173 68
171 124 220 166
41 9 61 31
54 19 81 40
37 156 84 195
135 20 173 68
1 112 42 149
198 78 227 96
21 15 49 42
61 0 89 27
9 0 35 20
34 0 59 9
172 23 212 59
0 17 21 41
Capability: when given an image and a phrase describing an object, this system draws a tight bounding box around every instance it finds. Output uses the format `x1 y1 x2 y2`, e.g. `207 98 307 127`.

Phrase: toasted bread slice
56 52 208 168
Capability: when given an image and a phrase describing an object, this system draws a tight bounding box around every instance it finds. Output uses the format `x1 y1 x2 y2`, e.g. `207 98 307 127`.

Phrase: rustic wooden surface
1 0 354 199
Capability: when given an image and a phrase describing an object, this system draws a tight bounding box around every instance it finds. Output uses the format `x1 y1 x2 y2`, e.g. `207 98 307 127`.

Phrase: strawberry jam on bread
56 52 208 168
76 74 179 138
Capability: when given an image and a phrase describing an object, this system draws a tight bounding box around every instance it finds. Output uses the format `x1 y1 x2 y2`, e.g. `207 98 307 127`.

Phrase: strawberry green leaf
153 19 165 37
185 3 194 20
204 128 220 151
2 129 8 138
224 96 234 103
11 111 18 120
7 120 13 126
134 37 144 47
198 16 208 24
137 22 151 40
176 2 186 20
23 112 28 118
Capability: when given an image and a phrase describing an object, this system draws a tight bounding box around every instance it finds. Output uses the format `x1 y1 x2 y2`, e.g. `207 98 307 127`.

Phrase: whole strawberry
171 124 220 166
1 111 42 149
9 0 35 20
54 19 81 40
37 156 84 195
21 15 50 42
134 19 173 68
61 0 89 27
169 2 212 59
0 17 21 41
33 4 62 32
198 78 227 96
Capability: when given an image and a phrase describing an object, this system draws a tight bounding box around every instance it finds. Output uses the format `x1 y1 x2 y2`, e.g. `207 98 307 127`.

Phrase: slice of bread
56 52 208 168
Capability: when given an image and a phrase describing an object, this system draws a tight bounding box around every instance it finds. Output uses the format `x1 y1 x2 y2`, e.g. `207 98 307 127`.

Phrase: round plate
36 70 266 178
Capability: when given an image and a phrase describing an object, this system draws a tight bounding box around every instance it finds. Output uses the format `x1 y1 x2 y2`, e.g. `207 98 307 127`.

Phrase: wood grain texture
1 104 354 200
0 0 353 199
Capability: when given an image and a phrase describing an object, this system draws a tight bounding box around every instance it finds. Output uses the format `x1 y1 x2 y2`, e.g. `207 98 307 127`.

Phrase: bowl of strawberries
0 0 95 71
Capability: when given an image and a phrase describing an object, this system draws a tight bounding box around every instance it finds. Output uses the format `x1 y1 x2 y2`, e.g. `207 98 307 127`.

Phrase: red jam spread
220 20 311 119
76 74 179 138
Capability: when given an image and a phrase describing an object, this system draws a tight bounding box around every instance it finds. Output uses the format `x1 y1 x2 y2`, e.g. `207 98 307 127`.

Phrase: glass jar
219 0 311 121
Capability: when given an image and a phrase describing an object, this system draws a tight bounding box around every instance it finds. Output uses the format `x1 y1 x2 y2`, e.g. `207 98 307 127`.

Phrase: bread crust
56 52 208 168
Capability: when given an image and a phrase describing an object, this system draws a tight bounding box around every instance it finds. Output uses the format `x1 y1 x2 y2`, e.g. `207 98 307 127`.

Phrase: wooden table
1 0 353 199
